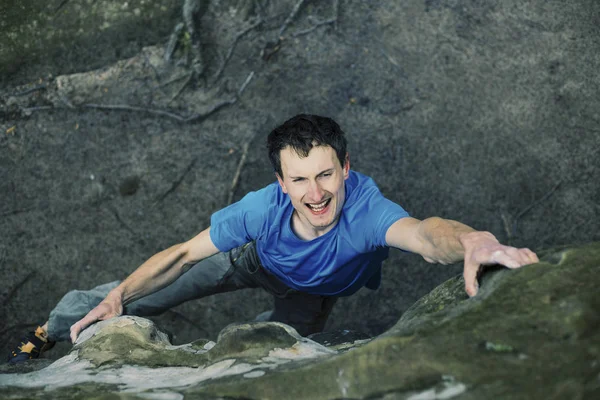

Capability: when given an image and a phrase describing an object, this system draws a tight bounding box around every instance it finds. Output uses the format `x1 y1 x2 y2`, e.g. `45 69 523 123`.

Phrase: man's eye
320 173 332 178
293 178 305 182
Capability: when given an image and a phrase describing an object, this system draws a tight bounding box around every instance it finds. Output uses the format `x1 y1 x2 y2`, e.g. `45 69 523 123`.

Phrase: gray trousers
47 242 337 341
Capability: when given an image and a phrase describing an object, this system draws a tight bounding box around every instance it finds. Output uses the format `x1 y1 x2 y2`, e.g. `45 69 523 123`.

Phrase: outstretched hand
69 291 123 343
460 231 539 297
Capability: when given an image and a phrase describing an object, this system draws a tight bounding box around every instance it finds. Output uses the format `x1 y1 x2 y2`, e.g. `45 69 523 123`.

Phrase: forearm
107 227 218 305
110 244 189 306
386 215 536 297
418 217 495 264
69 228 219 341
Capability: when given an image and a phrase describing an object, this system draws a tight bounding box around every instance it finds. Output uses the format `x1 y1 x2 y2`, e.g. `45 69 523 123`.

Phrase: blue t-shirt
210 170 409 296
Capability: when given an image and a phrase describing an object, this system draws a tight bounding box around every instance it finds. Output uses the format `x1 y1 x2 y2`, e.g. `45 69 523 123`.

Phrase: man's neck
290 211 338 241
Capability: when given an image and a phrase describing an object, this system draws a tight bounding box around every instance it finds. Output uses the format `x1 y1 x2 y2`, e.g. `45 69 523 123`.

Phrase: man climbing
8 114 538 363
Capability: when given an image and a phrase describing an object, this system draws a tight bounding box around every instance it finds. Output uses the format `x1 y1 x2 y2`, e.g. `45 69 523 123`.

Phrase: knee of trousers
46 290 96 342
47 281 121 341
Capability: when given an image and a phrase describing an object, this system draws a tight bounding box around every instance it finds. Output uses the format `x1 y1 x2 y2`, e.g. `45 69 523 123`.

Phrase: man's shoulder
244 181 281 201
234 181 289 215
211 181 287 247
344 170 407 217
346 170 380 201
342 171 409 247
348 169 373 181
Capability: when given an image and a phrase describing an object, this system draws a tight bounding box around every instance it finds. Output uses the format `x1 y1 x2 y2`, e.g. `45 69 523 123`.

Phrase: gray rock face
1 0 599 353
1 243 599 399
0 317 339 398
0 0 181 80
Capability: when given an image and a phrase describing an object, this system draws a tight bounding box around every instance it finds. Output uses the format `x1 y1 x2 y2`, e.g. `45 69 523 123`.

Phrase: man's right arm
69 226 219 343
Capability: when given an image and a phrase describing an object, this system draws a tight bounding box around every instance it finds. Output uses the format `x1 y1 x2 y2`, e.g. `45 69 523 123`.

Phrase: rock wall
1 243 599 399
0 0 181 82
1 0 599 362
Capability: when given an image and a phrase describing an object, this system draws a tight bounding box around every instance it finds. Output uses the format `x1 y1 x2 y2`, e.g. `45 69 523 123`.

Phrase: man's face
277 145 350 239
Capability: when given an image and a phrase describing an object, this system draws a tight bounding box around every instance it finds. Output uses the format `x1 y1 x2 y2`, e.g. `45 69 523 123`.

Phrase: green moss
207 323 299 363
78 328 209 368
4 244 599 399
190 338 213 351
0 382 128 400
186 243 600 399
484 341 515 353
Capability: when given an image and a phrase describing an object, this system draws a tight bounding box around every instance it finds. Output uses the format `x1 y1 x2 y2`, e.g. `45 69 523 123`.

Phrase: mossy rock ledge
1 242 599 399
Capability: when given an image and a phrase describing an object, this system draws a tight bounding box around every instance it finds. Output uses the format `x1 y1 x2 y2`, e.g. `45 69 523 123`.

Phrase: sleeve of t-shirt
370 192 410 248
350 184 410 250
209 185 274 252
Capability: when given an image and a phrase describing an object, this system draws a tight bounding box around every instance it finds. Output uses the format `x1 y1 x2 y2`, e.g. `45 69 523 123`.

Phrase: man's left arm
385 217 539 297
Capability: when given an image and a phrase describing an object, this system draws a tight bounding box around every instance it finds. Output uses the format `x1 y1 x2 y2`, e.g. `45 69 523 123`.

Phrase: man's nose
307 180 324 201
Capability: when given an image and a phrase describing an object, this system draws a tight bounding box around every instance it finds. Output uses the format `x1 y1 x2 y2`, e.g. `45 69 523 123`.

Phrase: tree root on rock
163 0 211 103
214 18 263 81
511 180 562 238
153 157 198 206
292 0 340 37
262 0 340 60
279 0 308 37
19 71 255 123
227 141 251 205
501 180 562 244
165 0 210 75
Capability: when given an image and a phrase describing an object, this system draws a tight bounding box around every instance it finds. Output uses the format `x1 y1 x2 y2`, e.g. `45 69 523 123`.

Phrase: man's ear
276 173 288 193
343 153 350 179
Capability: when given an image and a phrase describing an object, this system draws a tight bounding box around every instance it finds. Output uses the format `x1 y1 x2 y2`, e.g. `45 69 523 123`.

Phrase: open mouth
306 198 331 215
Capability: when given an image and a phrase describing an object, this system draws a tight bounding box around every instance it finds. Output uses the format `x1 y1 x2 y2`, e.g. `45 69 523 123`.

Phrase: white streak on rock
137 392 184 400
243 370 266 378
337 369 349 398
406 379 467 400
268 341 335 360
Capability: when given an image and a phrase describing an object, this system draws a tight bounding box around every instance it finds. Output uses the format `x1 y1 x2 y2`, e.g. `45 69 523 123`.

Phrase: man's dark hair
267 114 348 177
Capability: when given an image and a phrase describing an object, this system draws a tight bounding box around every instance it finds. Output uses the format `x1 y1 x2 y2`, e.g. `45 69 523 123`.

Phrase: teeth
307 199 329 211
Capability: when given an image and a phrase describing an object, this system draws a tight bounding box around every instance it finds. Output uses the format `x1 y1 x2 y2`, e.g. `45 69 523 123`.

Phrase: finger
522 248 539 264
508 248 538 267
490 250 521 269
70 324 80 344
70 313 99 343
463 260 480 297
511 248 532 266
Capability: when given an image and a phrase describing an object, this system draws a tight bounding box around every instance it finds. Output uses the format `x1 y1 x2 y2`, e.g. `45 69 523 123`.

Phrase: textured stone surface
1 0 599 373
1 243 599 399
0 0 180 79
